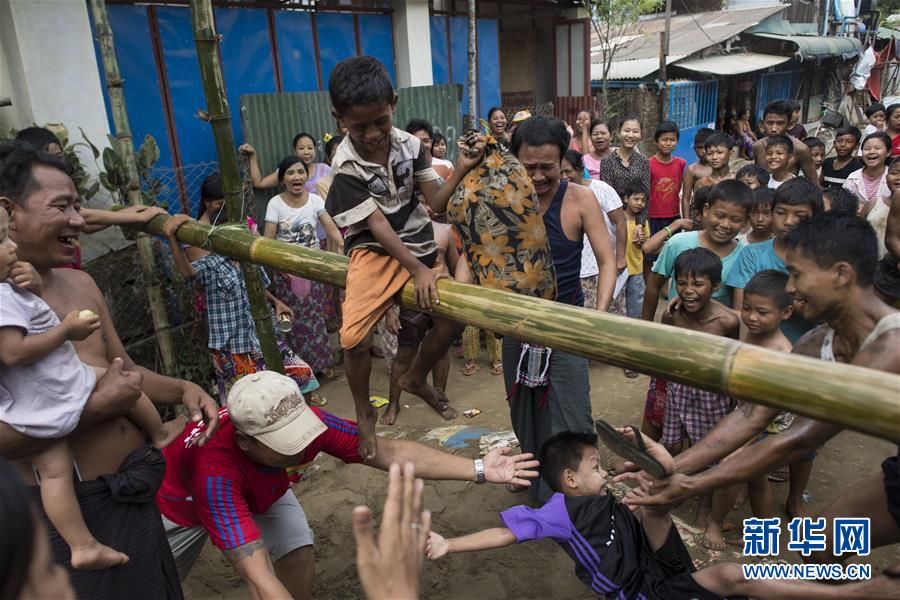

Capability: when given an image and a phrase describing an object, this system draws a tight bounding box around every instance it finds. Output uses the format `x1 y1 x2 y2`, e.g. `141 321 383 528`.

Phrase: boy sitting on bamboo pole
324 56 482 460
427 429 888 599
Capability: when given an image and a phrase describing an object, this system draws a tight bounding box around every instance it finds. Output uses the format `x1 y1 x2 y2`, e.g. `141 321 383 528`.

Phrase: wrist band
664 226 673 239
473 458 486 484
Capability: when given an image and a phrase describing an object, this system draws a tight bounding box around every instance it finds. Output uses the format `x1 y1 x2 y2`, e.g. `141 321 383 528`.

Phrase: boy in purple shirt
427 430 880 599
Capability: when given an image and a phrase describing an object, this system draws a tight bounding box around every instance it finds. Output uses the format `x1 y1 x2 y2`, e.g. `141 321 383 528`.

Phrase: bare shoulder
565 181 596 204
791 136 810 155
792 325 829 359
712 302 740 336
854 328 900 375
52 267 102 295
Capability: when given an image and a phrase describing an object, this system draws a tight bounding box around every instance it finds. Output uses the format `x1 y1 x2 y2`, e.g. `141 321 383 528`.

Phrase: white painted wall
0 0 111 171
391 0 434 88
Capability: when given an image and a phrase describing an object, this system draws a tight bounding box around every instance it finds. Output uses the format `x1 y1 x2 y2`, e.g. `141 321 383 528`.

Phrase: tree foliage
585 0 664 105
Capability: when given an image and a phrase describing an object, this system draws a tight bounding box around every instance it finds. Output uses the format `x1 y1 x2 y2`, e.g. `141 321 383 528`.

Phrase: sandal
307 392 328 407
594 420 666 479
490 361 503 376
624 369 639 378
317 368 336 381
461 361 480 376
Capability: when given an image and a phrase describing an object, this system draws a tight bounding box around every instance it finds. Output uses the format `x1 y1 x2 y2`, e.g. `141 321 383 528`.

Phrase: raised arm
426 528 516 560
420 136 486 215
162 214 197 279
239 144 278 189
641 219 692 256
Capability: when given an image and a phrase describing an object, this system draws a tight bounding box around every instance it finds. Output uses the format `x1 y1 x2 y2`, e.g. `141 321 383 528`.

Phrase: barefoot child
324 56 467 459
427 429 868 599
383 216 462 425
681 128 714 218
0 207 182 569
764 135 795 189
702 270 794 550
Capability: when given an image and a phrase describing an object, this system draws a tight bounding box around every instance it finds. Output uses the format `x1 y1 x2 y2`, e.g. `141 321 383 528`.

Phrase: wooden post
189 0 283 373
89 0 178 377
467 0 478 130
123 214 900 445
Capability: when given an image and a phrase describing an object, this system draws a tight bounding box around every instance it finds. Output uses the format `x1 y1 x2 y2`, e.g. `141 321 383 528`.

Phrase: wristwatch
473 458 486 484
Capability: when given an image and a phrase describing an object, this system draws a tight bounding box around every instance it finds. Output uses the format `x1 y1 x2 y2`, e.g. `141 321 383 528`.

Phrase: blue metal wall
93 5 396 213
429 16 501 120
668 80 719 164
755 71 802 123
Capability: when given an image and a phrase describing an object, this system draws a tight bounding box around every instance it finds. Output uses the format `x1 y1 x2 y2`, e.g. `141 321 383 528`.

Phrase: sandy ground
181 351 900 599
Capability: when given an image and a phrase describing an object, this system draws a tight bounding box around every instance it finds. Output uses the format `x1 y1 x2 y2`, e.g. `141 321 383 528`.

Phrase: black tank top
542 180 584 306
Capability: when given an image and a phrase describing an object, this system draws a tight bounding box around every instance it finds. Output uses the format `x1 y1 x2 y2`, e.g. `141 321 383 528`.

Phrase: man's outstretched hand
609 427 694 509
352 462 430 600
483 447 540 487
180 381 219 446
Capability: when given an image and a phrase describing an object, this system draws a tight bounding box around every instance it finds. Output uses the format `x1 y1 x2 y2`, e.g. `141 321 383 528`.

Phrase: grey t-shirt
0 282 95 437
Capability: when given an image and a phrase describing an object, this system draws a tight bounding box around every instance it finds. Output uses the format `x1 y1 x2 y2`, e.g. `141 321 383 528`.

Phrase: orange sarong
340 248 411 349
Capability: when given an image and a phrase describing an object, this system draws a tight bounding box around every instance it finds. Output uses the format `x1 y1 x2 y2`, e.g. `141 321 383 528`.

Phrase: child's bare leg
786 457 814 519
383 344 417 426
344 332 378 460
695 492 712 529
693 562 899 600
129 392 185 449
398 317 463 420
703 484 740 550
637 505 675 553
35 440 129 569
748 475 776 518
431 350 450 392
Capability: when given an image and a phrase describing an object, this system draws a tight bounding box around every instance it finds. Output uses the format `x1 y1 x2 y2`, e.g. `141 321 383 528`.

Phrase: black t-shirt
822 156 863 189
500 492 723 599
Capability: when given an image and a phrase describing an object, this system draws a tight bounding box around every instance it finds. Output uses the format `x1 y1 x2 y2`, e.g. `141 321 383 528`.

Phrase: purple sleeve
499 493 572 543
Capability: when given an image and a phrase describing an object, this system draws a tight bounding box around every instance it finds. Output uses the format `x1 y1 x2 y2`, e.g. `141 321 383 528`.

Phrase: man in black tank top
499 116 618 502
619 214 900 572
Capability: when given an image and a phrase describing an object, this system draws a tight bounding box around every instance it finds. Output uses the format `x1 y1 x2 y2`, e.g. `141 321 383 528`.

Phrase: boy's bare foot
380 402 401 426
152 415 188 449
357 410 378 461
70 541 129 570
702 520 727 551
399 373 458 420
785 498 808 520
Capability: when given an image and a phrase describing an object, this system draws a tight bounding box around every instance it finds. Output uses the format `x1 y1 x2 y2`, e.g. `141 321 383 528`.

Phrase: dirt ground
182 352 900 599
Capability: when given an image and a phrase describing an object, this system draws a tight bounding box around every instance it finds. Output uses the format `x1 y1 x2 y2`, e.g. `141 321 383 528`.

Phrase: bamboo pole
466 0 477 130
188 0 283 374
125 215 900 444
89 0 178 377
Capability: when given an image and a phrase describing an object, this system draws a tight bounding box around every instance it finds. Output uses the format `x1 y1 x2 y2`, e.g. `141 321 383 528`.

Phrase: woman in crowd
600 115 651 202
569 109 593 154
432 132 449 160
486 107 509 142
264 156 343 378
583 119 614 180
240 132 332 195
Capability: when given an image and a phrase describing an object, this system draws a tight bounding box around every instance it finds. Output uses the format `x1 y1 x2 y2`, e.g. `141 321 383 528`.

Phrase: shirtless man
0 143 219 598
619 213 900 566
432 116 617 501
752 100 819 184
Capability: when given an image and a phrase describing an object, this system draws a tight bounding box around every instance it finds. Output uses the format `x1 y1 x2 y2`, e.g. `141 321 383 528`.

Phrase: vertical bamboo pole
188 0 283 374
90 0 178 377
466 0 478 130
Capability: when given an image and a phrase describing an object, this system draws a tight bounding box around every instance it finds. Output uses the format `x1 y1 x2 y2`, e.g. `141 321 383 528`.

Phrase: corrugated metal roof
239 84 462 216
591 4 788 67
596 56 686 80
749 32 861 59
675 51 790 75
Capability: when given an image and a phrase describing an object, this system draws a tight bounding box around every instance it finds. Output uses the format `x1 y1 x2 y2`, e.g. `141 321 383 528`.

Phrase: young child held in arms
765 135 795 189
702 269 794 550
0 207 183 569
427 429 866 599
324 56 469 459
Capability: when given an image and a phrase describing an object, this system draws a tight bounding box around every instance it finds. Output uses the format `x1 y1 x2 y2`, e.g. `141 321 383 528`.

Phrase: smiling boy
822 126 862 189
764 135 795 189
753 100 818 183
694 133 735 190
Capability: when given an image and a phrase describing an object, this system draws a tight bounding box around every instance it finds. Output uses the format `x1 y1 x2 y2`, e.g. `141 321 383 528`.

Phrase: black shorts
397 309 432 347
874 257 900 302
640 523 736 600
882 454 900 529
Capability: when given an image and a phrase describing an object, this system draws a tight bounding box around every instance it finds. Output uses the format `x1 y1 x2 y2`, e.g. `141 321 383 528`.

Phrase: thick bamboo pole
188 0 283 373
127 215 900 444
90 0 178 377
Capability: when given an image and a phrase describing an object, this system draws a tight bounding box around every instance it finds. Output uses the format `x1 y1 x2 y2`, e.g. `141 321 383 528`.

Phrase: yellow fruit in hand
78 310 96 319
